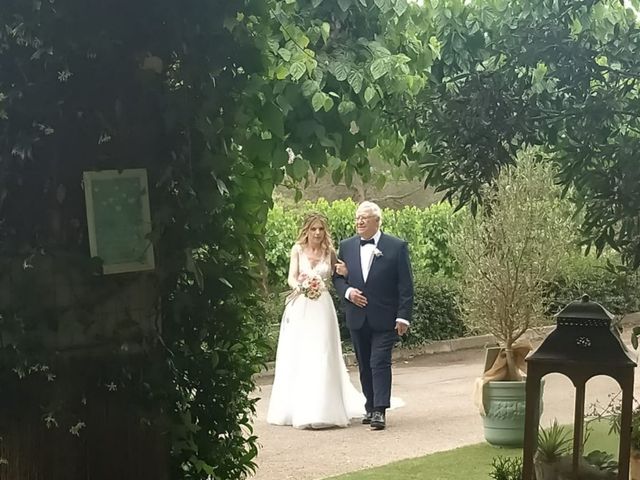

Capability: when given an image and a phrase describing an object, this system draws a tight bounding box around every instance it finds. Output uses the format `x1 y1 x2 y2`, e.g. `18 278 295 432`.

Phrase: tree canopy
237 0 640 266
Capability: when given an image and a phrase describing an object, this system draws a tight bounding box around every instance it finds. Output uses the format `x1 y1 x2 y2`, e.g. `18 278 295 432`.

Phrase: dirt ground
250 347 640 480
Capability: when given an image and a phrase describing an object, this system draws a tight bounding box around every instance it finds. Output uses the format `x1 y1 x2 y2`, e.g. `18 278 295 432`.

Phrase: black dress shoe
362 412 373 425
370 411 385 430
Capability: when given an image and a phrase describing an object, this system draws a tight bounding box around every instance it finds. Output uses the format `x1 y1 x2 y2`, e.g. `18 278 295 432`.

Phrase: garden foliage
262 189 639 359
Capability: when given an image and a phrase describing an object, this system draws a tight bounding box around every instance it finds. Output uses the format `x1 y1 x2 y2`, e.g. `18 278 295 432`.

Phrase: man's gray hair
358 201 383 223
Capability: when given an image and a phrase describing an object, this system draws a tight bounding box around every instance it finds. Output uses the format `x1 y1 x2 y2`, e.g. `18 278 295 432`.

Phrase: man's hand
395 321 409 336
348 289 368 308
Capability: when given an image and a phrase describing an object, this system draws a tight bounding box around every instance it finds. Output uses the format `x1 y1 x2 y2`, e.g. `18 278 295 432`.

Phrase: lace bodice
298 247 332 282
288 244 333 289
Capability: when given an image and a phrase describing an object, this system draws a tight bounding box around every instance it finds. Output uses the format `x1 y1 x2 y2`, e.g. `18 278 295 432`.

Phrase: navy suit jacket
333 232 414 331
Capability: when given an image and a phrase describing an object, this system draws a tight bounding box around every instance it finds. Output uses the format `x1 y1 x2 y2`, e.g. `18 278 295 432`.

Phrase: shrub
264 198 459 287
263 274 464 360
400 275 465 347
546 252 640 315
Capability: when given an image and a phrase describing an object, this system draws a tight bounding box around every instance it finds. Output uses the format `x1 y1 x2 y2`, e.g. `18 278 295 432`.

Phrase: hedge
261 199 639 358
264 198 459 286
260 273 464 360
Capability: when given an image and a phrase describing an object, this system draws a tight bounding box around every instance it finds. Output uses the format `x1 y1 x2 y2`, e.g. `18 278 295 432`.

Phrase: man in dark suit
333 201 414 430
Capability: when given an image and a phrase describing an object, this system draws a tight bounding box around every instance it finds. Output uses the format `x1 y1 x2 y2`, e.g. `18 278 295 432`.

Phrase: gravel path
250 347 640 480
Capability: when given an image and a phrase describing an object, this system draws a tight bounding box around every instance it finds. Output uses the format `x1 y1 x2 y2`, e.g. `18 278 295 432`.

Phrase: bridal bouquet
299 273 325 300
282 273 326 305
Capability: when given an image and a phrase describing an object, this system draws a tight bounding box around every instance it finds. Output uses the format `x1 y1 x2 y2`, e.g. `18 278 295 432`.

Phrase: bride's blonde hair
296 212 335 257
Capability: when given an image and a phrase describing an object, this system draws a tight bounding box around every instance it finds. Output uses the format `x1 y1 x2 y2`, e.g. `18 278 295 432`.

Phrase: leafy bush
264 198 459 286
400 275 465 347
262 274 464 359
546 252 640 315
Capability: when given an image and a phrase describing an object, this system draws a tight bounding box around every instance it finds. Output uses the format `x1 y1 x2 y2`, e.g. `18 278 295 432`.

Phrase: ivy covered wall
0 0 272 478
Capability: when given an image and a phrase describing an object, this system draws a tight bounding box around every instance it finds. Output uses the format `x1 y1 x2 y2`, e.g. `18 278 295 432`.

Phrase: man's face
355 207 380 240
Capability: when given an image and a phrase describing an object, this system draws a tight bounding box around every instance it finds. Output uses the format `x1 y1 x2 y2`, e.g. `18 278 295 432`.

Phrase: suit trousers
349 320 397 412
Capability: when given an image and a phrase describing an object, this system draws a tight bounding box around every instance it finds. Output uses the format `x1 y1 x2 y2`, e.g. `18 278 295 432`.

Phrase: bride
266 212 365 429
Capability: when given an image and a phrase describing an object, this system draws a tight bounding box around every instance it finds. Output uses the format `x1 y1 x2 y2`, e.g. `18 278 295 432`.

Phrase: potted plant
453 148 575 446
534 420 573 479
534 420 618 480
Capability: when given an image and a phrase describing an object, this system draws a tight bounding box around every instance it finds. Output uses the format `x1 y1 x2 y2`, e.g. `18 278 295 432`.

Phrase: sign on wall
83 169 155 274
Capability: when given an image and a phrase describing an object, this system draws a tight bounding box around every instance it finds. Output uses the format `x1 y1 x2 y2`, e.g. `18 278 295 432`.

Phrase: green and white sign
83 169 155 274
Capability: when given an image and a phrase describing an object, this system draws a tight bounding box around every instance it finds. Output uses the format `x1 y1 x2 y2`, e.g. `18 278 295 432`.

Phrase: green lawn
327 420 618 480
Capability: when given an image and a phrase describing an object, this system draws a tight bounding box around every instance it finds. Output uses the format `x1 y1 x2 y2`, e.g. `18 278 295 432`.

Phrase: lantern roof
526 295 637 367
555 294 615 321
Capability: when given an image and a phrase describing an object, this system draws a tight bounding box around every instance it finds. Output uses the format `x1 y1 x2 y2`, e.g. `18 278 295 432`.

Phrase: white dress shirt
360 230 381 282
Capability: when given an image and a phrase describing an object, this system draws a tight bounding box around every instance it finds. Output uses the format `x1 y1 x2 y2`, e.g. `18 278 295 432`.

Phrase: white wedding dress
267 246 366 428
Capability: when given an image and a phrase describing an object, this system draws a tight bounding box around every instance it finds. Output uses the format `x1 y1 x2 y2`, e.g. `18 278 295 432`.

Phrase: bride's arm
287 244 301 290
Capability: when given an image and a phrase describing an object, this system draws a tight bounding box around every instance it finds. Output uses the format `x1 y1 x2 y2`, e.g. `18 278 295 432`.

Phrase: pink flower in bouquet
300 273 325 300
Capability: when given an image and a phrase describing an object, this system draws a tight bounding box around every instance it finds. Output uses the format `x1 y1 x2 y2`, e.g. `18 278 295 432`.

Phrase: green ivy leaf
321 22 330 43
347 70 363 94
332 61 349 81
291 158 308 180
428 36 442 60
301 80 319 97
275 64 289 80
338 0 352 12
370 58 389 80
364 86 376 103
344 165 354 187
289 61 306 81
394 0 408 16
262 102 285 139
327 155 342 170
323 96 335 112
278 48 292 62
311 92 325 112
338 100 356 116
374 0 390 12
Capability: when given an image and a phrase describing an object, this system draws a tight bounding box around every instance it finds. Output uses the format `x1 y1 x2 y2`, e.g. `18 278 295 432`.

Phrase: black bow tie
360 238 375 246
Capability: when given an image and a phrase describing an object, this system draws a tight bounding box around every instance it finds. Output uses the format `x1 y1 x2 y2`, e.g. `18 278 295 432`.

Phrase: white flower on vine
98 132 111 144
106 382 117 392
69 421 86 436
44 413 58 429
286 147 296 165
57 69 72 82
